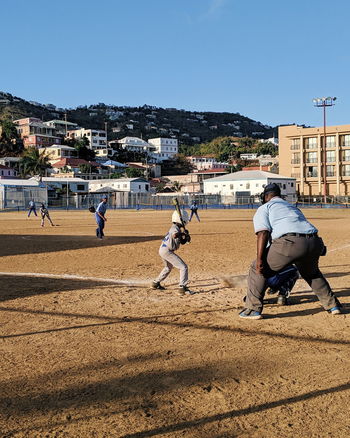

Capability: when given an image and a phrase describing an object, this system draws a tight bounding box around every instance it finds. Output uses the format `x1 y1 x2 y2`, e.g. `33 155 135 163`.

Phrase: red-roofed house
50 158 104 177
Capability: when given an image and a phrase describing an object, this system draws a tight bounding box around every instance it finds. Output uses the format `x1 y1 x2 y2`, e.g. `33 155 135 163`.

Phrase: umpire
240 183 342 319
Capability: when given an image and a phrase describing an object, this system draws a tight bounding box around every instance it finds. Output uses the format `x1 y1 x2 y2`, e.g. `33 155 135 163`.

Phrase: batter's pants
155 248 188 286
245 234 339 313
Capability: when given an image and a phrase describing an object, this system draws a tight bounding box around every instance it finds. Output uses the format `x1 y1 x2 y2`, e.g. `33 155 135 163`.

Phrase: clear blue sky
1 0 349 128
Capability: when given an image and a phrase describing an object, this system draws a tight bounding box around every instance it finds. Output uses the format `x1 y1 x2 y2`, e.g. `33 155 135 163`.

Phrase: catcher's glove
88 206 96 213
180 230 191 245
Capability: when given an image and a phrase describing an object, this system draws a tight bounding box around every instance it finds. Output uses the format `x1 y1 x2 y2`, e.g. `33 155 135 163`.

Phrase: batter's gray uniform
245 197 340 313
155 224 189 286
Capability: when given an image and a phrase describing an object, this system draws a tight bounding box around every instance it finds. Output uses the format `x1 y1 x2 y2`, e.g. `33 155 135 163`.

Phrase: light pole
143 146 148 180
312 97 336 204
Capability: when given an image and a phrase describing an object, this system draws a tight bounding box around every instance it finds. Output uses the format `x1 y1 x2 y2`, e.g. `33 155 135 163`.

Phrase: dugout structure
0 180 47 210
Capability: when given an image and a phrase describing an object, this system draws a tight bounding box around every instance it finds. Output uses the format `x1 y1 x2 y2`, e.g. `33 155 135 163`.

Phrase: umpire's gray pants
245 235 338 312
155 248 188 286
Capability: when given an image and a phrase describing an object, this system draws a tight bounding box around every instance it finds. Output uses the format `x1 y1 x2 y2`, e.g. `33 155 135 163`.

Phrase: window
307 166 318 177
246 183 250 189
342 164 350 176
304 137 317 149
145 184 149 191
291 138 300 150
291 152 300 164
123 184 127 188
230 184 233 189
326 150 336 162
306 152 317 163
77 184 85 191
342 150 350 161
340 134 350 147
291 182 294 187
326 165 335 176
283 184 286 189
326 136 336 148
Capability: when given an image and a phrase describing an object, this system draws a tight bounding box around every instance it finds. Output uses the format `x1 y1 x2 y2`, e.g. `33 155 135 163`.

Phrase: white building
203 170 296 201
67 128 107 151
117 137 153 153
36 177 89 193
38 145 77 163
187 155 229 170
44 120 79 136
89 178 150 193
240 153 258 160
148 138 178 162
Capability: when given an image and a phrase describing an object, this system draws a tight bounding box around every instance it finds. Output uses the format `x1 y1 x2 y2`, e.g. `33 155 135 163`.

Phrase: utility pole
312 97 337 204
64 112 68 136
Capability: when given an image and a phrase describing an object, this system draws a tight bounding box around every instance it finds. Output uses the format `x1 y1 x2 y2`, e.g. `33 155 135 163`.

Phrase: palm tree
172 180 183 192
19 147 51 178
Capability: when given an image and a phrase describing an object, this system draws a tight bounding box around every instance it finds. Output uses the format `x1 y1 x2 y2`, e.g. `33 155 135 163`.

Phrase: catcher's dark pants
245 234 338 313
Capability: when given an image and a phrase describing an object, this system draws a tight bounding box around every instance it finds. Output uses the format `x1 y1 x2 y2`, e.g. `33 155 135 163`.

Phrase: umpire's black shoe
152 281 165 290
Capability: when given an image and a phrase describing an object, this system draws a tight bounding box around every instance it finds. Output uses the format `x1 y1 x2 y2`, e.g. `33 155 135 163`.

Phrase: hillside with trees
0 91 274 148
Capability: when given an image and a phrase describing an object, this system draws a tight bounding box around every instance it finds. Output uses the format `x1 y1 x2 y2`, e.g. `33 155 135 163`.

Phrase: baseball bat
172 197 187 231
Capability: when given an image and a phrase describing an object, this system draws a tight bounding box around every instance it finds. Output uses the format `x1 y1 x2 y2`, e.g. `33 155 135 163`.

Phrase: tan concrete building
279 124 350 197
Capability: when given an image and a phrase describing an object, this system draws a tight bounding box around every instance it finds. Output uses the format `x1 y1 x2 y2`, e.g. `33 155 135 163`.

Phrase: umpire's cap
260 183 281 204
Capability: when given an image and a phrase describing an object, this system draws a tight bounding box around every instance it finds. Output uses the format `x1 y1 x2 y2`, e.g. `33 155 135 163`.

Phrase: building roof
193 168 229 174
89 178 147 184
0 164 14 170
203 170 295 182
45 120 77 126
42 145 76 150
37 177 87 183
52 158 91 168
0 179 42 187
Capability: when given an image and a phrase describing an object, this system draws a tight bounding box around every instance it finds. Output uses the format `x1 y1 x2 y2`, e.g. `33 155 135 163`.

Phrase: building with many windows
67 128 108 152
279 124 350 197
14 117 61 148
148 138 178 161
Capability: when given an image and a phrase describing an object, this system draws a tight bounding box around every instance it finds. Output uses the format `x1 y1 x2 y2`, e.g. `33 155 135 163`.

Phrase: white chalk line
0 272 149 286
328 243 350 253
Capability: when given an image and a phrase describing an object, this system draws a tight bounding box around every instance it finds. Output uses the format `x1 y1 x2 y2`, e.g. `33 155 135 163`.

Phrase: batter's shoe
239 309 262 320
178 285 195 295
328 306 342 315
152 281 165 290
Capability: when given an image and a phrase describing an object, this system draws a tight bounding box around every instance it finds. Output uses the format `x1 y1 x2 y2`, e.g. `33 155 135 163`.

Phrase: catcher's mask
260 182 281 204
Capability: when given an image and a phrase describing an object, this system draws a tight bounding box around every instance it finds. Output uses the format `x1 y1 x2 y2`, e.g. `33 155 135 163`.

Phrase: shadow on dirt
0 234 163 257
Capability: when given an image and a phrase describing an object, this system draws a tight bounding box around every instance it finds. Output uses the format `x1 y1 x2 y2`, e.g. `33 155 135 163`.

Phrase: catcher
152 209 194 295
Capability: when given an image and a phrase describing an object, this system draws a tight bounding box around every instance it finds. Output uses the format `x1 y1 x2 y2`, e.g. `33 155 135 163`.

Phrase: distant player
40 203 54 227
28 199 37 217
95 195 108 239
189 200 200 222
152 209 194 295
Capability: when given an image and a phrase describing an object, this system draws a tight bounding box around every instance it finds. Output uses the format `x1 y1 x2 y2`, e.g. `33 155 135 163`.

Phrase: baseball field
0 208 349 438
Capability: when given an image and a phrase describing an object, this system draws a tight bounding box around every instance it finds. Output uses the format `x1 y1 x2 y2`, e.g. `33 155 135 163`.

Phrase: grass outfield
0 209 349 437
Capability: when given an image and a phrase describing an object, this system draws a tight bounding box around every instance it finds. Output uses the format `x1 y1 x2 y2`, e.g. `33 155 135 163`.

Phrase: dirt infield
0 208 349 438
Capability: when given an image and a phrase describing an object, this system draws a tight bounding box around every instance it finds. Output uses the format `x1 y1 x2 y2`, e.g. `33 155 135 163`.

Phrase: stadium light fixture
312 96 337 203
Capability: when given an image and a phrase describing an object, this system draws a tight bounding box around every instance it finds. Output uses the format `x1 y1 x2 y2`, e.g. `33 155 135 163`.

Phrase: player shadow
0 234 163 257
0 274 141 303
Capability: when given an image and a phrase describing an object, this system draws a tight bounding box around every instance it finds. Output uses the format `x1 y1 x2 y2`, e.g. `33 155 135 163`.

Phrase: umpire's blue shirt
253 197 317 240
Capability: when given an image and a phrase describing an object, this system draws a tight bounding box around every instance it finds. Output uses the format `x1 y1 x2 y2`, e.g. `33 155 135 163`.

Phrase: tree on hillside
19 147 51 178
125 167 144 178
253 141 278 156
64 135 96 161
0 118 23 156
79 163 97 174
161 154 194 176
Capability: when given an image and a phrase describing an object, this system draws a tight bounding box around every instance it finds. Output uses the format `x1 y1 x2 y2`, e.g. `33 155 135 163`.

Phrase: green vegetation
19 147 51 177
125 167 144 178
0 118 23 156
180 136 277 161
